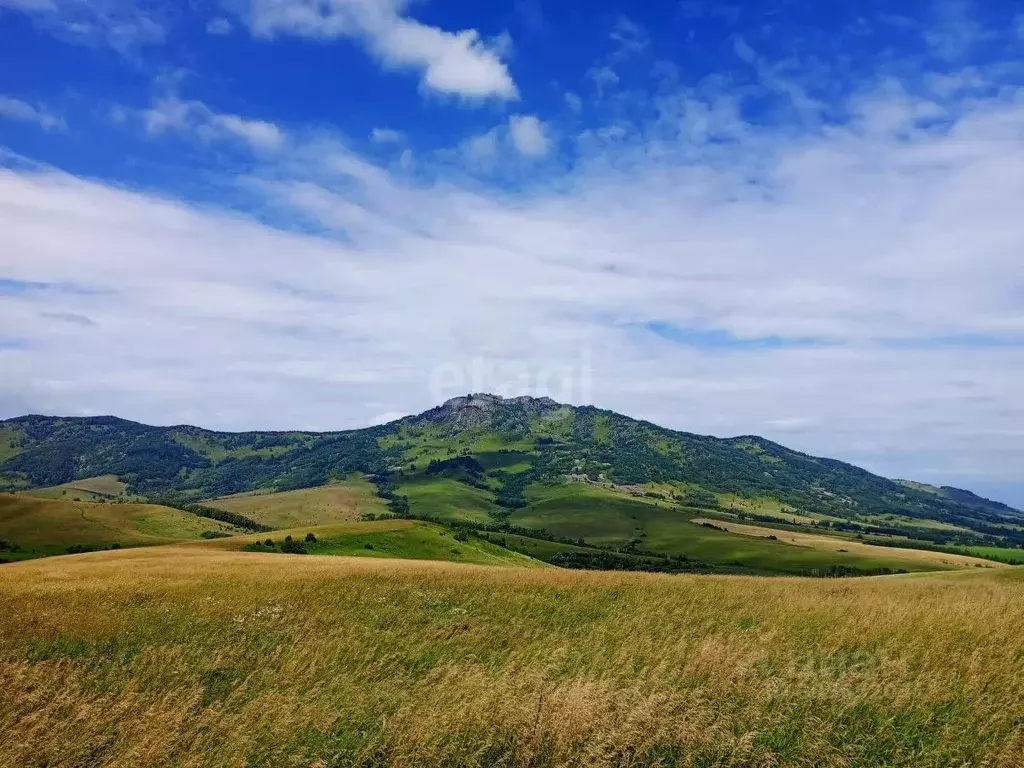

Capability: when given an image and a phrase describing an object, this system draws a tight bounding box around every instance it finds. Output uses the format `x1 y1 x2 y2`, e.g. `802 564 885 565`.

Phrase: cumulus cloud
508 114 549 157
244 0 517 100
143 97 284 151
0 95 65 131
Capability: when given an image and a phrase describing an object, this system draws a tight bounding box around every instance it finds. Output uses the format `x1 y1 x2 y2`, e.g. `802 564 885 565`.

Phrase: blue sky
1 0 1024 505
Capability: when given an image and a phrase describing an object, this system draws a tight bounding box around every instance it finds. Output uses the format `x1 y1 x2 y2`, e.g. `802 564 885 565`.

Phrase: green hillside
198 519 546 567
2 394 1022 574
0 493 240 559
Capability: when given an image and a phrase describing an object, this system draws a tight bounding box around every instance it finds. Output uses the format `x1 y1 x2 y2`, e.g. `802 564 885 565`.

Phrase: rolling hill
0 493 240 559
2 394 1022 574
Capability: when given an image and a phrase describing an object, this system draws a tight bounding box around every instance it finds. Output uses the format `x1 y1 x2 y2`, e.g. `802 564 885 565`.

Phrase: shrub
279 538 308 555
304 532 317 543
682 489 719 509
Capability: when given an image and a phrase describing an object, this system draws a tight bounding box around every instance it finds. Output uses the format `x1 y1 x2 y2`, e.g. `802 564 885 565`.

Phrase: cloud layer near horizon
2 62 1024 499
2 0 1024 503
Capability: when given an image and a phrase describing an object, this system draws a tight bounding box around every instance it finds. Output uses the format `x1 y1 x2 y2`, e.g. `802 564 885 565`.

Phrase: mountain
2 394 1022 572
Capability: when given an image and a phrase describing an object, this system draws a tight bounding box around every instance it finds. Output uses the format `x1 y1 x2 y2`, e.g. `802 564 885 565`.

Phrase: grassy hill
3 394 1023 574
21 474 129 502
1 547 1022 767
197 519 546 567
202 478 387 528
0 494 238 559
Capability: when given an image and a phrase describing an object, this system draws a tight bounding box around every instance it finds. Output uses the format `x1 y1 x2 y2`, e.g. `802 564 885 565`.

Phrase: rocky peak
419 393 564 434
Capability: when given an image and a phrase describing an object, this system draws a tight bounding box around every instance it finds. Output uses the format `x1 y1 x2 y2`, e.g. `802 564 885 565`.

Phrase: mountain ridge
1 393 1019 523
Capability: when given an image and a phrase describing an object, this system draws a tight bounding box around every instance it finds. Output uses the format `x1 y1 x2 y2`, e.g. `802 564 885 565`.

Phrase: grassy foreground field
1 548 1023 767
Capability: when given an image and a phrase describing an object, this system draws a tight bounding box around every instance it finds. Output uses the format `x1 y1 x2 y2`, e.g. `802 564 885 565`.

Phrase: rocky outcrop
415 393 563 435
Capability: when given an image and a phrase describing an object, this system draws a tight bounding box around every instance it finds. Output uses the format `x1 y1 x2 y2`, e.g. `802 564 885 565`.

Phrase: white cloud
587 65 619 96
609 15 648 59
143 97 283 152
923 0 988 60
0 0 164 52
508 114 550 157
142 97 192 134
3 46 1024 502
371 127 403 143
209 113 284 151
461 128 500 166
0 95 66 131
245 0 517 100
206 17 233 35
564 92 583 114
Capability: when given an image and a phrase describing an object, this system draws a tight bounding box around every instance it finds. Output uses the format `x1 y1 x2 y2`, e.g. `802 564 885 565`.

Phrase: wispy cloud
0 0 164 53
206 17 232 35
609 15 649 60
2 5 1024 496
370 127 404 144
0 95 66 132
244 0 518 101
141 97 284 152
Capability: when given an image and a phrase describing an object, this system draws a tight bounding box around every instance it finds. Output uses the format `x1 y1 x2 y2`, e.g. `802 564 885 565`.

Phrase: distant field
0 493 232 558
954 544 1024 564
508 483 948 574
1 548 1022 767
399 476 501 523
22 474 128 502
200 519 544 567
691 517 1003 571
714 493 839 525
476 531 682 570
204 479 387 528
866 513 970 532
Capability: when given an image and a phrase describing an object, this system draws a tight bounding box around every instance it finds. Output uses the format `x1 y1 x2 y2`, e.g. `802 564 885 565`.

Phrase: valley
2 393 1021 574
2 396 1024 766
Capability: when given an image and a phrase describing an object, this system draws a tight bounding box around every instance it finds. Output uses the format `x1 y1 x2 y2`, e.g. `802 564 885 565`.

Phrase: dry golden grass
203 480 388 528
692 517 1004 570
1 546 1023 767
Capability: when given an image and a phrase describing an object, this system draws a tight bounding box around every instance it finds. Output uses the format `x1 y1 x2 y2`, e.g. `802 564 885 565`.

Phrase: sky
1 0 1023 506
